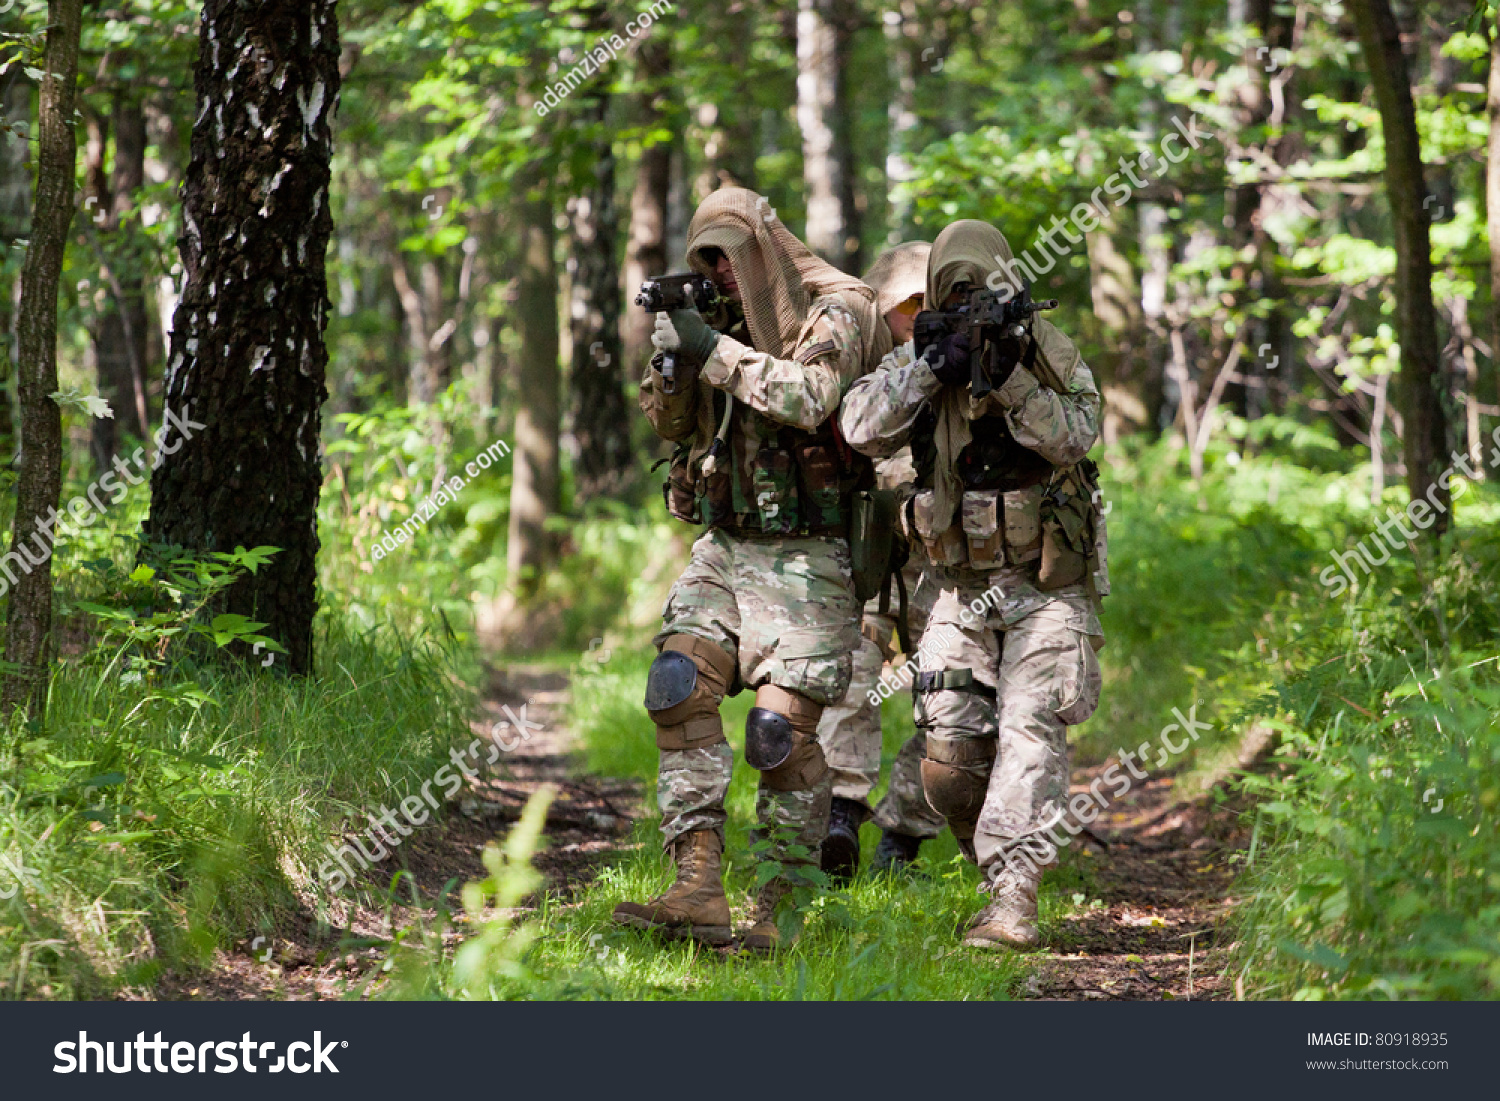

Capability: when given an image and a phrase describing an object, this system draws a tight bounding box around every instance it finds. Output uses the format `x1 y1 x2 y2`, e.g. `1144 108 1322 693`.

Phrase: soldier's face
701 248 740 302
885 294 922 343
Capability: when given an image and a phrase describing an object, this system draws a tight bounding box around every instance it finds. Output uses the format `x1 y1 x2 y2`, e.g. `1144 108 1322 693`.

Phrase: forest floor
154 664 1248 1001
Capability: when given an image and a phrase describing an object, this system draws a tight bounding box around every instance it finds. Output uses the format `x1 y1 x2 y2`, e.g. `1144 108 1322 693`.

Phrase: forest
0 0 1495 1005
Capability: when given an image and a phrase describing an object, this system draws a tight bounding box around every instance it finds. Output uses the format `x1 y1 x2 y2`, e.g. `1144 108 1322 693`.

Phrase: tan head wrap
924 220 1083 531
685 187 891 370
863 241 930 317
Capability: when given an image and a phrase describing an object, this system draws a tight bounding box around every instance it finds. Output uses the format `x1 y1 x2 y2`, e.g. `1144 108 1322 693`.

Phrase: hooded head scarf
685 187 891 370
923 220 1084 532
863 241 930 318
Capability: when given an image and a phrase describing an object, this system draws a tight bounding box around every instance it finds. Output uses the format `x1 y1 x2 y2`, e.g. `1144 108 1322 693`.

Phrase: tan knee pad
753 684 829 792
649 635 735 751
920 736 995 837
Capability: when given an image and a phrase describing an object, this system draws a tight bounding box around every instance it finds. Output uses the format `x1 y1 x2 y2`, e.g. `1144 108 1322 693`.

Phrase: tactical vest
662 317 872 537
907 403 1101 592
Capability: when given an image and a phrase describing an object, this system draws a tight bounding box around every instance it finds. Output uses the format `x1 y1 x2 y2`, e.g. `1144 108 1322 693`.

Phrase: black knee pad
647 635 733 750
744 707 794 770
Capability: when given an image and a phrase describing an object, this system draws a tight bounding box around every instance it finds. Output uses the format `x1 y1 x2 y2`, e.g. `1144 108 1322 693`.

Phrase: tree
506 164 559 600
1350 0 1450 528
3 0 82 717
567 14 628 504
622 36 671 371
143 0 340 674
796 0 861 269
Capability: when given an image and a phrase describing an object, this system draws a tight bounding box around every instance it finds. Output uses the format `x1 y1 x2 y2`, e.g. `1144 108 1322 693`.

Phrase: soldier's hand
922 331 971 385
665 308 720 366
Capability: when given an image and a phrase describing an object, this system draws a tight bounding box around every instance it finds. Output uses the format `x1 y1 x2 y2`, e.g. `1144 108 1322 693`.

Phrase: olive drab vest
662 317 872 537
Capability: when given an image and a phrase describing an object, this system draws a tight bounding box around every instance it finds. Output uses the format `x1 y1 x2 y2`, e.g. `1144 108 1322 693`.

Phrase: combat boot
819 797 866 884
740 873 794 954
870 829 922 874
612 829 732 946
963 862 1042 950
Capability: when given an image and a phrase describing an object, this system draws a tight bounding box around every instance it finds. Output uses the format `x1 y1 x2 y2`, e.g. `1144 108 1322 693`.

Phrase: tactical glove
922 331 971 386
664 308 720 366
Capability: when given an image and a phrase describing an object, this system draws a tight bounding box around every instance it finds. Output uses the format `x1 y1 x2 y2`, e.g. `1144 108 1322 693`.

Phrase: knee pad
747 684 828 792
920 736 996 837
647 635 735 751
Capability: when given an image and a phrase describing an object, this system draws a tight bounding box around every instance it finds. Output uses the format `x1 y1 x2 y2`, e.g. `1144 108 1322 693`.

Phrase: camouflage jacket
839 339 1101 469
641 295 870 535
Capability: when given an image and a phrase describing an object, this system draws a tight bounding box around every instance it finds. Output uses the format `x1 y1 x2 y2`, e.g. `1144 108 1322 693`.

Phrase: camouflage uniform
816 446 946 838
839 321 1107 882
643 294 872 856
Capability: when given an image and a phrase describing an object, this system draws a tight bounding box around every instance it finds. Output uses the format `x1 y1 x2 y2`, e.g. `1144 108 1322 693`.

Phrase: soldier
612 187 890 951
839 219 1108 949
815 242 947 881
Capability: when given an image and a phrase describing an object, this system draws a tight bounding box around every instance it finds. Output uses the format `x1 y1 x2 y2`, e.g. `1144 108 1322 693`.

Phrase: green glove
668 308 720 366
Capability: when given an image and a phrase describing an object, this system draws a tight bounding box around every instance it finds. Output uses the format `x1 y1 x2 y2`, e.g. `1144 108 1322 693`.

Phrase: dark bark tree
568 51 628 503
507 164 559 597
1350 0 1450 529
3 0 82 718
144 0 339 674
622 36 671 370
1489 16 1500 383
0 65 34 464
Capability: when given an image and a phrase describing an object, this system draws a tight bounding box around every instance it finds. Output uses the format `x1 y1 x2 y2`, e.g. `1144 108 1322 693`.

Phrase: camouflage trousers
653 528 861 857
913 576 1103 883
816 559 946 839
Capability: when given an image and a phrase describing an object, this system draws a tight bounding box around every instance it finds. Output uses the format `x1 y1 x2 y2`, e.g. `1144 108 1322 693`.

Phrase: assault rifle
913 282 1058 400
635 273 720 394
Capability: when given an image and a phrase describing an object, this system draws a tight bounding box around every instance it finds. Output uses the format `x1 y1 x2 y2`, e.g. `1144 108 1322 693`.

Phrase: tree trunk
882 1 918 246
1350 0 1449 528
3 0 82 718
622 36 671 370
569 83 628 503
144 0 339 674
1489 17 1500 383
0 66 30 464
507 169 559 596
796 0 861 269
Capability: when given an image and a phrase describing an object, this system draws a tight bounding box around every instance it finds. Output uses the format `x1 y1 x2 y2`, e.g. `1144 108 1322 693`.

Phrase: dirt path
154 666 1245 1001
1030 763 1248 1001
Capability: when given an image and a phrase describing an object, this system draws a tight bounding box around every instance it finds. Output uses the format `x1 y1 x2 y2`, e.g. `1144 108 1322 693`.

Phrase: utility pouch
960 490 1005 570
663 446 701 525
795 439 842 532
911 489 966 567
1038 466 1093 591
850 489 898 602
1001 485 1044 564
752 447 798 535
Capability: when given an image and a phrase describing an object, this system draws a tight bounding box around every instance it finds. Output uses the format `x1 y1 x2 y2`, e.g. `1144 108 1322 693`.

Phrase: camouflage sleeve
698 299 863 431
837 341 941 459
981 355 1101 467
638 352 699 443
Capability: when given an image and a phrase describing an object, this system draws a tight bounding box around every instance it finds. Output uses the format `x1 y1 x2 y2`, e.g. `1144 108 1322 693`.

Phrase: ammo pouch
1037 461 1098 592
908 486 1045 570
849 489 899 603
663 445 700 524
